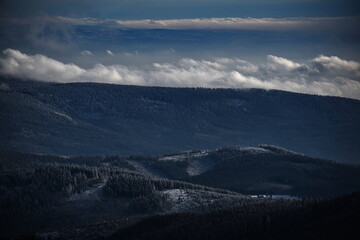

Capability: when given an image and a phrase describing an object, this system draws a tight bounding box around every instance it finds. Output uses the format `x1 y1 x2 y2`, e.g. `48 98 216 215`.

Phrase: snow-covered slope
68 181 106 202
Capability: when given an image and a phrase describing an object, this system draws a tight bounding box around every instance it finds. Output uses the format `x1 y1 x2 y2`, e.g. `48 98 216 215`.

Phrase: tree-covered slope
1 79 360 163
119 145 360 197
110 192 360 240
187 146 360 197
0 150 248 239
1 148 359 239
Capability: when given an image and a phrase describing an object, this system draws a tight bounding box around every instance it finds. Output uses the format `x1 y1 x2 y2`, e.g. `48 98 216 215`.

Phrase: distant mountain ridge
1 78 360 163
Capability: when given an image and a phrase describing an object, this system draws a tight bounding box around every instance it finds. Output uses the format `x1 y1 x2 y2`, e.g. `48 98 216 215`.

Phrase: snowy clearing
162 189 193 212
159 150 209 162
68 182 105 201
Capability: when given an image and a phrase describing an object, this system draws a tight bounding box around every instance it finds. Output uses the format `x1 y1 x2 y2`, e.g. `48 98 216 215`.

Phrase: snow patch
162 189 193 212
237 146 272 154
53 110 73 121
128 161 168 178
186 158 216 177
37 231 60 240
258 145 303 156
249 194 300 200
271 195 301 200
159 150 209 162
68 182 105 201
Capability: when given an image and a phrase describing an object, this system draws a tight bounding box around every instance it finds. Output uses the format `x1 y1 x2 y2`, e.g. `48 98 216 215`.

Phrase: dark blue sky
1 0 359 19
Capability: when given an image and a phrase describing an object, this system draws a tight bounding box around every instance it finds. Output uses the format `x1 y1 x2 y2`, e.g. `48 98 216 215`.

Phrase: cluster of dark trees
0 163 105 217
102 167 257 215
109 192 360 240
127 192 172 214
0 160 112 238
103 170 236 199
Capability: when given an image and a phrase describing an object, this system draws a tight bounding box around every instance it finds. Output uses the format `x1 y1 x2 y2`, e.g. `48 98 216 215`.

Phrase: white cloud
312 55 360 72
106 50 115 56
1 48 360 99
81 50 93 56
267 55 301 71
0 49 85 83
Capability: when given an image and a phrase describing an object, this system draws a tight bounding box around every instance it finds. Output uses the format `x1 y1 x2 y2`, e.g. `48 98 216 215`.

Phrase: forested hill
110 192 360 240
1 149 359 239
1 78 360 163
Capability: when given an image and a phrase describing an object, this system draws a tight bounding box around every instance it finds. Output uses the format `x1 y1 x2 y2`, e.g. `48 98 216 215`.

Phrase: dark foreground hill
109 192 360 240
1 79 360 163
0 150 247 239
1 148 359 239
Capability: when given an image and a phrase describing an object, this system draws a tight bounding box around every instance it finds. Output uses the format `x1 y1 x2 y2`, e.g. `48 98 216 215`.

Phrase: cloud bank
1 48 360 99
112 17 357 32
6 16 360 33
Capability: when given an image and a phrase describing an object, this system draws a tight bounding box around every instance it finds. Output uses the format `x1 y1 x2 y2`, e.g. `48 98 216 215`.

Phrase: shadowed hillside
109 192 360 240
1 79 360 163
1 147 359 239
